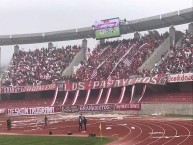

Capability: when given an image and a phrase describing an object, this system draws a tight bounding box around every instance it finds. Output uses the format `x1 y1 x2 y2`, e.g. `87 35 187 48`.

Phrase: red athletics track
0 114 193 145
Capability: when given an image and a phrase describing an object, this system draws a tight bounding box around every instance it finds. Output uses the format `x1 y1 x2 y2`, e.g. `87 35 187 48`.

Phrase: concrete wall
14 45 19 54
115 103 193 116
139 103 193 115
188 23 193 35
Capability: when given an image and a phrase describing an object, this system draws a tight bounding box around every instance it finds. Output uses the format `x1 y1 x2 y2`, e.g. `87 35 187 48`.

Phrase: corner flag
99 123 102 130
99 123 102 141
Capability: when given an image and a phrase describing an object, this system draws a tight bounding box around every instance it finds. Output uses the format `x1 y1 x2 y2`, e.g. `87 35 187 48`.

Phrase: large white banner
7 107 55 116
167 73 193 83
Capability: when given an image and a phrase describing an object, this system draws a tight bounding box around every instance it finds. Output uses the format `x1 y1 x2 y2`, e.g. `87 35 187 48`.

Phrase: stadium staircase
150 35 184 72
138 37 170 71
62 46 87 77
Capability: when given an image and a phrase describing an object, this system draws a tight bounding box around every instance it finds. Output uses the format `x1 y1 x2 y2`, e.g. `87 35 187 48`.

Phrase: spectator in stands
152 33 193 75
71 31 168 82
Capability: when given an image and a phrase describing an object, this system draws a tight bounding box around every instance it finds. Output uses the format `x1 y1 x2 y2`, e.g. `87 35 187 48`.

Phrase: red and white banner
0 86 25 94
167 73 193 83
115 103 141 111
6 106 60 116
1 73 193 94
4 74 191 94
79 104 114 112
63 103 141 113
25 84 56 92
58 75 167 91
0 84 56 94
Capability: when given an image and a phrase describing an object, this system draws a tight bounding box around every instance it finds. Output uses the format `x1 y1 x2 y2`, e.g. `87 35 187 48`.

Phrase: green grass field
0 135 112 145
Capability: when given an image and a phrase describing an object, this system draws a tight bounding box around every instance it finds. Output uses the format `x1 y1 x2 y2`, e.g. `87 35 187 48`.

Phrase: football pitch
0 135 112 145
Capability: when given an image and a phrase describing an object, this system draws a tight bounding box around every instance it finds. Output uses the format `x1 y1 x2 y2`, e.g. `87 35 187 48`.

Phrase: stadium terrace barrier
63 103 141 113
6 106 62 116
1 73 193 94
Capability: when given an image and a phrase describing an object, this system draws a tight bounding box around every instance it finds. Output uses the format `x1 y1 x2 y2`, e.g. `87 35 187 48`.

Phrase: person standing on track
45 115 48 126
6 118 11 130
82 116 87 131
78 114 83 132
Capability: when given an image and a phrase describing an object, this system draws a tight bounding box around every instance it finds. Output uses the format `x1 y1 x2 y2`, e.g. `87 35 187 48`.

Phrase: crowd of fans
1 30 193 87
72 31 168 81
152 33 193 75
2 45 81 86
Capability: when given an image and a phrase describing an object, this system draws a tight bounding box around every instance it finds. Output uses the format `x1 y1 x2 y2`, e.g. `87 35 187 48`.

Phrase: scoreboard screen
94 18 120 39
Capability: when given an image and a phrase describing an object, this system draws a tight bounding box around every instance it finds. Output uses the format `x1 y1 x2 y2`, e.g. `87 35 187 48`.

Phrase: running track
0 115 192 145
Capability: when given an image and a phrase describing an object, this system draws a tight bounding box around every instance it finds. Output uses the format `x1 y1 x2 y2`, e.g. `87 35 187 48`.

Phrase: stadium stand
0 27 192 109
72 31 169 82
2 45 81 86
152 33 193 75
1 30 193 108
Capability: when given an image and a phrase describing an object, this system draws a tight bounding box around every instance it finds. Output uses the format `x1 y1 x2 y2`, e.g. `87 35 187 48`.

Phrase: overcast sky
0 0 193 66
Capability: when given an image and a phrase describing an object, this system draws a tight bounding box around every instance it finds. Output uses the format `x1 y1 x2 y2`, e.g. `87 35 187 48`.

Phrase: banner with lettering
0 84 56 94
63 105 79 113
167 73 193 83
79 104 114 112
62 103 141 113
58 75 167 91
6 106 61 116
115 103 141 111
0 74 171 94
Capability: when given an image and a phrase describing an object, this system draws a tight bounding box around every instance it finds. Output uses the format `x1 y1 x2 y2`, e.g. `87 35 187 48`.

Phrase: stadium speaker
67 131 72 135
49 130 52 135
89 133 96 137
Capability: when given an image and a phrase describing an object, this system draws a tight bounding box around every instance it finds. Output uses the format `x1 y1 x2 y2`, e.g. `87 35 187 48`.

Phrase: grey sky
0 0 192 66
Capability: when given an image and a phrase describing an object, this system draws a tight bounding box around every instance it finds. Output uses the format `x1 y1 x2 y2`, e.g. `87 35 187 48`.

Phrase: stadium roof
0 7 192 46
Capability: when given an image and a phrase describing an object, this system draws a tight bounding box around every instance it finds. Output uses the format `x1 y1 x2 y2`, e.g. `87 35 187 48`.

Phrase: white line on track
131 122 154 145
131 120 166 145
116 124 142 145
167 121 191 145
160 121 178 145
105 120 132 145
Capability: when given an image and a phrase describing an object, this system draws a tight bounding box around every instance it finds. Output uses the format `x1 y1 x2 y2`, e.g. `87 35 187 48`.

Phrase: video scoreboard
94 18 121 39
